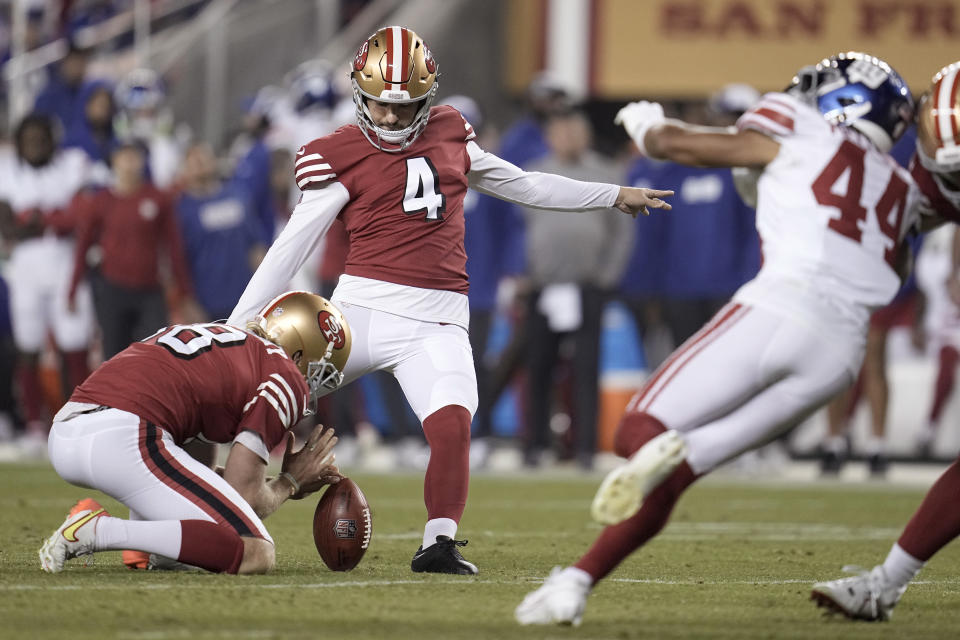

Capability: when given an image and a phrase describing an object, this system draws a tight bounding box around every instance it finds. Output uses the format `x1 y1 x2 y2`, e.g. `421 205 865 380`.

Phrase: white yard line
3 577 958 592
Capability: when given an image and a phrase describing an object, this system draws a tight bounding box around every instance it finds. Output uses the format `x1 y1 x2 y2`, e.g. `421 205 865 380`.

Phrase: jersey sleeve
736 92 797 140
440 105 477 142
236 364 310 458
294 137 340 191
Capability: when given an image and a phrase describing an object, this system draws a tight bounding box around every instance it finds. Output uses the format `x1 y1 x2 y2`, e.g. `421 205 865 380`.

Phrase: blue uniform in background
231 138 276 244
175 184 263 319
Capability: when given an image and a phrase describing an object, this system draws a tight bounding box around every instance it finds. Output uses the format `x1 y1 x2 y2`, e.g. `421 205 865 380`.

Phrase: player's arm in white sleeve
466 141 672 217
228 183 349 326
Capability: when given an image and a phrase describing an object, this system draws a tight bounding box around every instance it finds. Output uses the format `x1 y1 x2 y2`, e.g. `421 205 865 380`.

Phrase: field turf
2 463 958 639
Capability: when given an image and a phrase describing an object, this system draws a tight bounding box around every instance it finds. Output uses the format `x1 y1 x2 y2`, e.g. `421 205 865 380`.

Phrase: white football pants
47 407 272 541
323 301 478 422
628 302 863 474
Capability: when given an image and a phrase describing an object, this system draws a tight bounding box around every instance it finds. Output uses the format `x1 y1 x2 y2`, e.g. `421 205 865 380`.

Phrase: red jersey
69 184 194 297
71 323 309 449
295 105 476 293
911 157 960 223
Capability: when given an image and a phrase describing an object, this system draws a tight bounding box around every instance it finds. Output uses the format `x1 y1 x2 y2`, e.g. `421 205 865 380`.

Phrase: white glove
614 101 665 156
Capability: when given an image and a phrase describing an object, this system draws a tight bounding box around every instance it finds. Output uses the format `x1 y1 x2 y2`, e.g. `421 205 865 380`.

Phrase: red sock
16 361 44 422
61 350 90 392
897 457 960 561
613 412 667 458
929 346 959 426
177 520 245 574
422 405 471 521
575 462 698 581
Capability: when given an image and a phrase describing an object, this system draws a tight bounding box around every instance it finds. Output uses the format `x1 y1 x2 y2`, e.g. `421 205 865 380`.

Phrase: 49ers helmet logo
423 43 436 74
353 41 369 71
317 310 346 349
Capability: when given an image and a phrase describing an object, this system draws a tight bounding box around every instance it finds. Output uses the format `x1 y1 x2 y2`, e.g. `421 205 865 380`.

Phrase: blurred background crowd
1 0 959 476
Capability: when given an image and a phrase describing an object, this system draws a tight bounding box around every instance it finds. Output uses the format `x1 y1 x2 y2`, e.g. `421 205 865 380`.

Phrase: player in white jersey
809 60 960 623
516 52 925 627
0 114 97 450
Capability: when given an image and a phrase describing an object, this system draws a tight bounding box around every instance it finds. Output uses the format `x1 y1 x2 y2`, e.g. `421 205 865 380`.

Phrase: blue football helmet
286 59 340 114
788 52 914 153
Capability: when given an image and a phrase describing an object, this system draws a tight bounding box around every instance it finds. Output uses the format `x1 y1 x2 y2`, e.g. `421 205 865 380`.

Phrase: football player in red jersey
39 292 350 575
228 26 673 575
516 53 928 625
810 61 960 622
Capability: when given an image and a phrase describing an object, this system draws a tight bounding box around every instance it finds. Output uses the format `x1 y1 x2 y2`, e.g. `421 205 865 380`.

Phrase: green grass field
2 463 958 639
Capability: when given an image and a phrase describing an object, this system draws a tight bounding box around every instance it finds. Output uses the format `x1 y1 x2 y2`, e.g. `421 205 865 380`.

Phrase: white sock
422 518 457 549
824 436 846 454
881 543 924 590
560 566 594 588
864 436 885 456
95 516 183 559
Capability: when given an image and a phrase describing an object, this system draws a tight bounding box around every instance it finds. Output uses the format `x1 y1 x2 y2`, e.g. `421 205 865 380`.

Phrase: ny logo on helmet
318 310 346 349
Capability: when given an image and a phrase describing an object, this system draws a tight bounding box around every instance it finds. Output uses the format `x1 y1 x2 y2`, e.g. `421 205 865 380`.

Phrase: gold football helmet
917 61 960 175
350 25 438 152
249 292 351 401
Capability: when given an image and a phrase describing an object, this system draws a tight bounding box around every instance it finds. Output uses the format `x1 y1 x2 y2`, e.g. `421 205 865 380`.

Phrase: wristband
279 471 300 497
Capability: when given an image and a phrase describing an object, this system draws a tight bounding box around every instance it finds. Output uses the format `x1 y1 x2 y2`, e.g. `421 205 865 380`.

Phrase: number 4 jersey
70 324 309 458
296 105 475 294
733 92 925 335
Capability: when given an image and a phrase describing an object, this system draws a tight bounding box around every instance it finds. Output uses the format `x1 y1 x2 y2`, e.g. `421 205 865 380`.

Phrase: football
313 477 372 571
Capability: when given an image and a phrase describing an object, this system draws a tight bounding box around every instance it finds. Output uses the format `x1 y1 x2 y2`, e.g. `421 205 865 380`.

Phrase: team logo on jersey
423 44 436 74
139 199 158 221
317 310 346 349
333 518 357 540
353 40 369 71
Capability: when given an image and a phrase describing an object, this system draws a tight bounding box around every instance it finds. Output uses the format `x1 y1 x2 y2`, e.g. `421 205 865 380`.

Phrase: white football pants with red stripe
627 302 863 475
47 408 272 542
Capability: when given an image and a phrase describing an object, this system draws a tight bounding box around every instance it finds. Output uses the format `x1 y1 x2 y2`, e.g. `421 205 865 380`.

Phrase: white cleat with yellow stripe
39 498 109 573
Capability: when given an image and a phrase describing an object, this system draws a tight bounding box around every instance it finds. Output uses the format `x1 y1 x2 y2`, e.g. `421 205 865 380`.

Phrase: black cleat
820 450 845 476
411 535 478 575
868 453 889 478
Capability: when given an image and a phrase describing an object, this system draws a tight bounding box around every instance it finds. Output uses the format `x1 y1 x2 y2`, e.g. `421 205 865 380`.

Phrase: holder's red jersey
294 105 476 293
71 323 309 449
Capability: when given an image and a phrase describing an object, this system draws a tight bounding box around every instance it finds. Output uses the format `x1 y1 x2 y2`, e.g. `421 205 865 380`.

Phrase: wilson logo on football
333 518 357 539
353 41 369 71
317 310 346 349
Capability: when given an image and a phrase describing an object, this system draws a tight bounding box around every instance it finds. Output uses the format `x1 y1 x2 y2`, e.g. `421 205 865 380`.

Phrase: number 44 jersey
732 92 925 333
70 324 309 453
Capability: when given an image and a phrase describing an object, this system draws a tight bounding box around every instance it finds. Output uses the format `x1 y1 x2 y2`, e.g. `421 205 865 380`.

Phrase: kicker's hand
615 101 666 155
615 187 674 218
281 425 340 499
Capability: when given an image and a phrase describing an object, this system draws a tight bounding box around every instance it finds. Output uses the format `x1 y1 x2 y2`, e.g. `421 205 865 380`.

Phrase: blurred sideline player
228 25 673 575
39 292 349 575
0 114 97 454
114 68 182 189
810 60 960 621
516 52 924 625
914 224 960 457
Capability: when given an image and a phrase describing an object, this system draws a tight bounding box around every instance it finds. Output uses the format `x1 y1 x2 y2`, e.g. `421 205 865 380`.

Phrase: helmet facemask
352 79 437 152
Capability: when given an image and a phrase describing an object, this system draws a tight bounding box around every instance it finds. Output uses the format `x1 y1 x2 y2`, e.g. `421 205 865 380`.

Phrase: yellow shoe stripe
62 508 105 543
